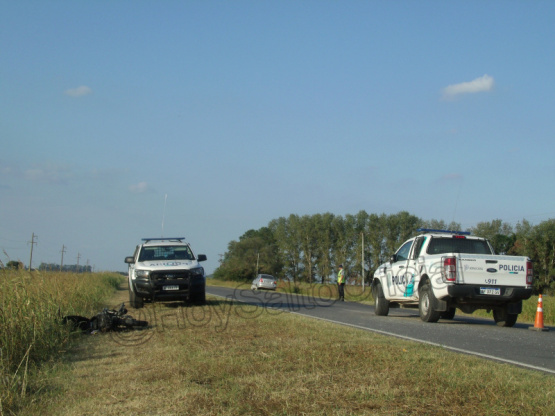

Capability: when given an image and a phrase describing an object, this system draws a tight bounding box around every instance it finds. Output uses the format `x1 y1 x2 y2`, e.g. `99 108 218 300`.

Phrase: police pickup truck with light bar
371 229 533 327
124 237 207 309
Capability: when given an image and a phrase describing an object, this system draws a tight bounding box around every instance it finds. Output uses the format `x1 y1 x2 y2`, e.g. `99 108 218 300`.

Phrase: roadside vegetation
213 212 555 295
208 278 554 326
17 288 555 416
0 268 124 414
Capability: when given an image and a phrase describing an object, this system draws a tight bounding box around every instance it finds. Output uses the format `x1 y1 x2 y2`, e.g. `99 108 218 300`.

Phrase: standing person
337 264 345 301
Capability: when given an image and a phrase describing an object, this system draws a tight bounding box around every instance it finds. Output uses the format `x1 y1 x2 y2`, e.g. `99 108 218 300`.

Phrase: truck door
405 236 426 300
386 239 414 299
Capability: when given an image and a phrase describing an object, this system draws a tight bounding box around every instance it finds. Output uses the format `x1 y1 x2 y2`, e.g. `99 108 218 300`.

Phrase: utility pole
76 252 81 272
60 245 66 271
361 232 365 291
28 232 38 271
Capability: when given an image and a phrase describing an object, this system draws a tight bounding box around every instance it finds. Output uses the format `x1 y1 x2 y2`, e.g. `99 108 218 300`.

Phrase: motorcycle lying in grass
63 303 148 334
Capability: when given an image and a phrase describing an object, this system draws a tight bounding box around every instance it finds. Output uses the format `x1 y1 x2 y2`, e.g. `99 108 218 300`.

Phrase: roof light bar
417 228 471 236
142 237 185 242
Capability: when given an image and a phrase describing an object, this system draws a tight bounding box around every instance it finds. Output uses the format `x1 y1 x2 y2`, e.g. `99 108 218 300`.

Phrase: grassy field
0 269 124 415
14 281 554 416
4 275 554 415
207 278 555 325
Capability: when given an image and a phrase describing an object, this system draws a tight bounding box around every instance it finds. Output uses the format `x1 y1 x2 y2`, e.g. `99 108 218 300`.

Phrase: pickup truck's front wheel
188 291 206 305
493 307 518 327
419 282 441 323
373 281 390 316
129 289 144 309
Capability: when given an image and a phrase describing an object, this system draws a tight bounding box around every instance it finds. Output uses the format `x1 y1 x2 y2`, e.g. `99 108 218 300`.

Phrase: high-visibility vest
337 269 345 284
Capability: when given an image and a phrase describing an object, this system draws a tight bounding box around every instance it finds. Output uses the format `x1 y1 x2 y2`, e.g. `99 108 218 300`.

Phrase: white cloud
64 85 92 97
441 75 494 100
129 182 150 193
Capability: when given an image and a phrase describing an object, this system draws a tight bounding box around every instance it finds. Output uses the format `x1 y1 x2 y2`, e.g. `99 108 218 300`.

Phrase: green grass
18 291 555 416
0 269 124 414
6 277 553 414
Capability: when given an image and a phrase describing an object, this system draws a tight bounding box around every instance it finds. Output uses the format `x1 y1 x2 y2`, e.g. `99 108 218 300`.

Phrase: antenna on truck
161 194 167 237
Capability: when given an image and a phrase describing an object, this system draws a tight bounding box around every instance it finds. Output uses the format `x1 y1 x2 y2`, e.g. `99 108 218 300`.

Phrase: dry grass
18 286 555 416
0 269 123 414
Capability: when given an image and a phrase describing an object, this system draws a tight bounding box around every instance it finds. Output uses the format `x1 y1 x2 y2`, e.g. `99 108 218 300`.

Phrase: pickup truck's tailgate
457 254 529 286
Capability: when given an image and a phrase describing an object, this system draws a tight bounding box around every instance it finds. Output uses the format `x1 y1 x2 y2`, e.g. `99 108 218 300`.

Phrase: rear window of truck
426 237 492 255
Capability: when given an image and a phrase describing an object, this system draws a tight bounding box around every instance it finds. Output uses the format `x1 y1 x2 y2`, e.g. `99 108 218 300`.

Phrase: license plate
480 287 500 295
163 285 179 291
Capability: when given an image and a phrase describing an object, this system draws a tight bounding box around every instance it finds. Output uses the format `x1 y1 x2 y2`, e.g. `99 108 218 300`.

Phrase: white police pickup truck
124 237 207 309
371 229 533 327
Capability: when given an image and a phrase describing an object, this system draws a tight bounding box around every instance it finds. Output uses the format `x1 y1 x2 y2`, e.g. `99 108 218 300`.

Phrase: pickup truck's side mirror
390 254 397 263
197 254 207 262
124 256 135 264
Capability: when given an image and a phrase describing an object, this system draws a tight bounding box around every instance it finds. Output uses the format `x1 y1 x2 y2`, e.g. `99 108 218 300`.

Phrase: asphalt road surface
206 286 555 375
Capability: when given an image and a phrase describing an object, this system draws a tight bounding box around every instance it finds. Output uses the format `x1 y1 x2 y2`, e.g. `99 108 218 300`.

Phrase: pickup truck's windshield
426 237 492 255
139 246 194 261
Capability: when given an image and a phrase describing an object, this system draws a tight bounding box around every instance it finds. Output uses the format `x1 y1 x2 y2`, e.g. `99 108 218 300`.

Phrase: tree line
213 211 555 292
38 263 92 273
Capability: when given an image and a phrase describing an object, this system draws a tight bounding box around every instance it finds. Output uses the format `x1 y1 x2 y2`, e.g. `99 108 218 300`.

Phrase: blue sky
1 1 554 274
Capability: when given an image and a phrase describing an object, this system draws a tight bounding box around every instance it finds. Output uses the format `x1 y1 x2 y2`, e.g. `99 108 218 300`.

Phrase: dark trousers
338 283 345 300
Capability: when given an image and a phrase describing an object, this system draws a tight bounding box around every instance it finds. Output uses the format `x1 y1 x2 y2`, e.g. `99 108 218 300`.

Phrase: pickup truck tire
189 291 206 305
493 308 518 327
129 289 144 309
441 308 456 320
373 282 390 316
419 282 441 323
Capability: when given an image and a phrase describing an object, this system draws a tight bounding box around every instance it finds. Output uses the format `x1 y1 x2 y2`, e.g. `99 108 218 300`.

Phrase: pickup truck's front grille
151 270 191 281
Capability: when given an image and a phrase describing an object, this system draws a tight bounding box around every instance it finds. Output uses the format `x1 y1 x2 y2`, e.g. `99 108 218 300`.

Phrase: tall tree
298 215 318 283
471 219 514 254
511 219 534 256
213 227 281 281
269 215 303 282
529 219 555 290
420 219 462 232
313 212 335 283
352 210 369 283
383 211 420 256
365 213 387 273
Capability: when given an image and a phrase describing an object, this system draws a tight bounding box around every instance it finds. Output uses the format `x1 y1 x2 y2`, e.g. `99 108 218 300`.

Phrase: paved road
206 286 555 375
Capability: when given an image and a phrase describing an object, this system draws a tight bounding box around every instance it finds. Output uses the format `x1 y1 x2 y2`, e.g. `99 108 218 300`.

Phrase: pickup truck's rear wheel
129 289 144 309
373 281 390 316
493 308 518 327
441 308 456 320
419 282 441 323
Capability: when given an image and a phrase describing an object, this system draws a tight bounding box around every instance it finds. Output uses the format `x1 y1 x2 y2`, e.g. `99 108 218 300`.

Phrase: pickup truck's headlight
136 270 150 279
190 267 205 277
